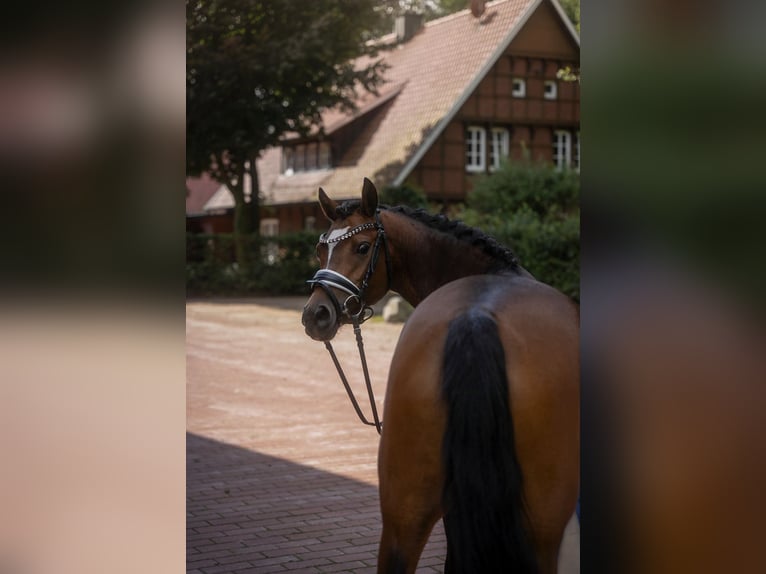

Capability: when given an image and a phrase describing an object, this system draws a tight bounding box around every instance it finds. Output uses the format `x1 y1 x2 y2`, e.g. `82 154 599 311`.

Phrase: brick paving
187 298 578 573
187 299 446 573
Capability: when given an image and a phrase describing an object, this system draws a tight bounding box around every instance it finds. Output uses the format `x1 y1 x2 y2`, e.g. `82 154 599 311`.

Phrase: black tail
441 309 537 573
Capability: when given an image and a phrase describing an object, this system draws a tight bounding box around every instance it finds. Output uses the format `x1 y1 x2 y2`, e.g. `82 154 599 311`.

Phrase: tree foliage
379 183 429 209
187 0 387 179
187 0 388 263
374 0 472 31
559 0 580 32
459 161 580 300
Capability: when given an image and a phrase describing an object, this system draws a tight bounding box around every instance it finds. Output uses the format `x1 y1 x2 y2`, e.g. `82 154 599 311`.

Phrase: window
465 126 486 173
283 141 332 174
573 131 580 172
318 142 331 169
553 130 572 170
466 126 510 173
489 128 509 172
544 80 558 100
260 218 279 265
294 144 305 172
512 78 526 98
304 216 316 232
554 130 581 171
305 143 317 171
282 148 294 175
260 218 279 237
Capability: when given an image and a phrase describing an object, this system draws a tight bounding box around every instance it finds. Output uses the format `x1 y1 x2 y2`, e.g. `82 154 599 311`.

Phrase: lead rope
322 314 382 434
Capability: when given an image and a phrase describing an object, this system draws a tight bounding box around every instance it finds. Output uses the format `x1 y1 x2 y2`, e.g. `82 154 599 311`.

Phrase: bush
467 160 579 219
459 161 580 300
186 232 319 296
379 183 428 209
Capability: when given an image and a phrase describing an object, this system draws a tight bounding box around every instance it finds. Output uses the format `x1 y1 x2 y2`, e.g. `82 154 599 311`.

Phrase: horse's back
390 273 579 396
399 272 577 341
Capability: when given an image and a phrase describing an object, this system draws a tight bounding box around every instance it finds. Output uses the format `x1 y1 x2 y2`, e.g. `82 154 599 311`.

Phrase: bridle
308 210 391 323
306 210 391 434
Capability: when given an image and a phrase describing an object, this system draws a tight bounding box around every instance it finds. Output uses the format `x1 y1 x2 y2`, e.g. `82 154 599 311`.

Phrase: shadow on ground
187 433 446 573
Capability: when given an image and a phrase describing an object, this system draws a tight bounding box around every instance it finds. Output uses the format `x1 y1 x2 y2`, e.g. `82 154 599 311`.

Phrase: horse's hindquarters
496 287 580 569
377 275 580 573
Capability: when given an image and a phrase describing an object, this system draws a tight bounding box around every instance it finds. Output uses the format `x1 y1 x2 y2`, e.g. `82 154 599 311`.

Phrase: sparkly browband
319 222 377 244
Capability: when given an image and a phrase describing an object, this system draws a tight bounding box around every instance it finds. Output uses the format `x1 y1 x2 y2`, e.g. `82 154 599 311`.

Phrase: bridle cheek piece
305 210 391 434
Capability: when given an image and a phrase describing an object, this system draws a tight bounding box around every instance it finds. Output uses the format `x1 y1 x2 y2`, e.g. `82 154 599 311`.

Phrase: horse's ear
360 178 378 217
318 187 338 221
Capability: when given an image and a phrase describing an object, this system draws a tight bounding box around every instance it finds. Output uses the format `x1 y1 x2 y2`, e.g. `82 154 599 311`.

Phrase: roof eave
549 0 580 47
279 82 407 145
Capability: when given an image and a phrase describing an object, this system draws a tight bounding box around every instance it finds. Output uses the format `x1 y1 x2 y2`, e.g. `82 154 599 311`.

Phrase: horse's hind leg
376 355 445 573
376 422 443 573
377 511 439 574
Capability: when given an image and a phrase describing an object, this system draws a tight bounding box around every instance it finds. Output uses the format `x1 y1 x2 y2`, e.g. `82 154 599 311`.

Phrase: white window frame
465 126 486 173
553 130 572 171
512 78 526 98
282 147 294 175
489 128 509 172
260 218 279 237
318 142 331 169
573 131 580 172
544 80 558 100
260 218 280 265
284 141 332 174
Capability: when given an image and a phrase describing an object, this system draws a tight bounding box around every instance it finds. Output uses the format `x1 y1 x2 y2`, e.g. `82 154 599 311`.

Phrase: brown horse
302 178 579 573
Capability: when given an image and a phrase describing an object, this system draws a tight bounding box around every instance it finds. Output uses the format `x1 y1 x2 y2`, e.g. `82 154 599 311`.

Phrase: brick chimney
395 12 424 43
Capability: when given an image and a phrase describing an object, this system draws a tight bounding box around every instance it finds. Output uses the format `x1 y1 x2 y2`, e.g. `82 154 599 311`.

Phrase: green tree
379 183 428 209
187 0 387 266
559 0 580 32
459 160 580 300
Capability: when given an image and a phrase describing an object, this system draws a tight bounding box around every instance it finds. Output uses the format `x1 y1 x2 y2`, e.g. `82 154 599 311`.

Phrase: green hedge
186 232 319 296
459 160 580 300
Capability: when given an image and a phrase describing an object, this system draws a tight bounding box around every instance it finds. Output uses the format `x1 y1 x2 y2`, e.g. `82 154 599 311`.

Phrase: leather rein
306 210 391 435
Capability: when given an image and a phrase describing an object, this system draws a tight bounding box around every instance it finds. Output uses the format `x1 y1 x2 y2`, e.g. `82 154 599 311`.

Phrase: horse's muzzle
302 298 340 342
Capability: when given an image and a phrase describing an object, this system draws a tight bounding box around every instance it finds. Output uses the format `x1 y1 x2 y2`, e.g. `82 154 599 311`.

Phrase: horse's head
302 178 391 341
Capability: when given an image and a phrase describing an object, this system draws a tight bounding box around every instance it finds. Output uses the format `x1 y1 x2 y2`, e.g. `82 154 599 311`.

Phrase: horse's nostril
315 304 332 327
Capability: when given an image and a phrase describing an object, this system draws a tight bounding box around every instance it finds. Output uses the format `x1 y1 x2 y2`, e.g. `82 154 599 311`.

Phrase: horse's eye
357 242 371 255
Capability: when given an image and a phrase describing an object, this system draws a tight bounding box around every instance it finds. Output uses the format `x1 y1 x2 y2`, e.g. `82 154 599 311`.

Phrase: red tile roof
186 172 223 216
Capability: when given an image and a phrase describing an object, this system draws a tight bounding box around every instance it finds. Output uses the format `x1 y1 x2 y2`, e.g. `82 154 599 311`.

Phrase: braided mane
334 200 520 271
